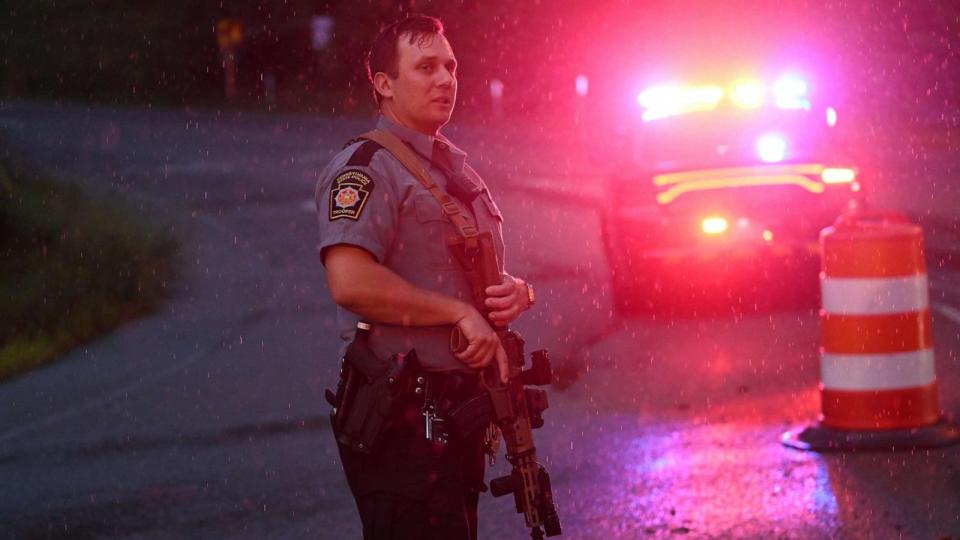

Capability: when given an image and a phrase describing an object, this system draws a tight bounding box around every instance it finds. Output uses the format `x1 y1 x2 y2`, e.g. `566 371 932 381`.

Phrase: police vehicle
599 71 865 311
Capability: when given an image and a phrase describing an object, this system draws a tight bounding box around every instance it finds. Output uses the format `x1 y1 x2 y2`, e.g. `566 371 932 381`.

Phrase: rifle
449 232 562 539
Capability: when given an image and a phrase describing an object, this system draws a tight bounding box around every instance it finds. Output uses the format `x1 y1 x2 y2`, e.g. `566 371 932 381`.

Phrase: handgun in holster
325 324 419 455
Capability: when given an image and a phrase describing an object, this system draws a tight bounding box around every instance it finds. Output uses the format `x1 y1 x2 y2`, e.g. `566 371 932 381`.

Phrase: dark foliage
0 160 178 378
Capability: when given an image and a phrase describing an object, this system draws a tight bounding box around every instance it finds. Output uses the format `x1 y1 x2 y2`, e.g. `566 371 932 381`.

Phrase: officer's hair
366 15 445 107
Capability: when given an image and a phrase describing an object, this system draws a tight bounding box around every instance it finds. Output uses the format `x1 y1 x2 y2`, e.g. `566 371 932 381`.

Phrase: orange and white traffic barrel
783 211 959 451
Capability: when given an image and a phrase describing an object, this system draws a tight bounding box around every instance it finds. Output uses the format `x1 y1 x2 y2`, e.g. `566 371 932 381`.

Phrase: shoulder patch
345 140 384 167
329 169 375 221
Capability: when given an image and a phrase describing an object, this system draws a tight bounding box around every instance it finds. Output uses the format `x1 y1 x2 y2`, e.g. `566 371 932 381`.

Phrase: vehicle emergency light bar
638 75 812 122
637 85 725 122
653 164 857 204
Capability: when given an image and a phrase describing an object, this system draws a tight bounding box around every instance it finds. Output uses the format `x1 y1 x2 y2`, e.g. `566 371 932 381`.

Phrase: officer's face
381 33 457 135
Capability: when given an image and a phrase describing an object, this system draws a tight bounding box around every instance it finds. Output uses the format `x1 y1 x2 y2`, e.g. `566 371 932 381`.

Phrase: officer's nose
437 68 455 88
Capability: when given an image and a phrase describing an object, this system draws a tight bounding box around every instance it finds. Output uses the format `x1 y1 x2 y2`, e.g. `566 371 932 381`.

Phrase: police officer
315 15 534 540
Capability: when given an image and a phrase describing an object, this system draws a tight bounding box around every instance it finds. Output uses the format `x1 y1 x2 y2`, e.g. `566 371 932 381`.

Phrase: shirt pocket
411 193 460 270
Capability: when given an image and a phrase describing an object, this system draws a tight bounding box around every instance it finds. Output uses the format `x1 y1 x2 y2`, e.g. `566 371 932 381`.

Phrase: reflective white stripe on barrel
821 275 929 315
821 349 936 390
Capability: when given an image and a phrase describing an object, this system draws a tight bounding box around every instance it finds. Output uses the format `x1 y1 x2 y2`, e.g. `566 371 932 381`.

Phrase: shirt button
437 142 448 151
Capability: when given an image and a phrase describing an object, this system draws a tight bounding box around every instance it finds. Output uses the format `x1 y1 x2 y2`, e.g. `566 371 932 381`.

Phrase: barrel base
781 418 960 452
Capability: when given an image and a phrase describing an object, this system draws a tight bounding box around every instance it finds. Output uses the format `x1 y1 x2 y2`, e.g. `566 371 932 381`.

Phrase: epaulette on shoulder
341 138 384 167
341 137 364 149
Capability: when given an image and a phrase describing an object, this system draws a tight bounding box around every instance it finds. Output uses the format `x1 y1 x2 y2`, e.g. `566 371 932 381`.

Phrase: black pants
337 402 487 540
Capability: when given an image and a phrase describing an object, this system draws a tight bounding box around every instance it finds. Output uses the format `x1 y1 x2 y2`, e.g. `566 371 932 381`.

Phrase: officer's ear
373 72 394 101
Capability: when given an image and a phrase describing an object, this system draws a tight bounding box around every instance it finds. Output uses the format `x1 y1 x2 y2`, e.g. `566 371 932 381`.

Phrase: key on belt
422 400 450 445
418 376 447 445
423 400 436 441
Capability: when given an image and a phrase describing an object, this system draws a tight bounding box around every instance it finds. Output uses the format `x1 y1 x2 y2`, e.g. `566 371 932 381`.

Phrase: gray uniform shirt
315 116 505 372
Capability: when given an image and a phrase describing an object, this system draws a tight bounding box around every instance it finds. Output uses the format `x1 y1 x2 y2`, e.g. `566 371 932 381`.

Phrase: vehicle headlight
756 134 787 163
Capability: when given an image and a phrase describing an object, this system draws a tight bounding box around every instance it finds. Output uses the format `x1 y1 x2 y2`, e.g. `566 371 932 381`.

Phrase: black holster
325 342 419 455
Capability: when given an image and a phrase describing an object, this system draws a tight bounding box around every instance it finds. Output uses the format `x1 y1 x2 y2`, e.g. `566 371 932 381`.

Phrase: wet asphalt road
0 101 959 539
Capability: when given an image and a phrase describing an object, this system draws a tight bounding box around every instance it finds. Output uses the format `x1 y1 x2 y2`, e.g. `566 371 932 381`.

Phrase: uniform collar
376 115 467 174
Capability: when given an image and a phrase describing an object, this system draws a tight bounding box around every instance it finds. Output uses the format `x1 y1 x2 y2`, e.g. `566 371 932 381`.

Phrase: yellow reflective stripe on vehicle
655 174 824 204
653 164 827 186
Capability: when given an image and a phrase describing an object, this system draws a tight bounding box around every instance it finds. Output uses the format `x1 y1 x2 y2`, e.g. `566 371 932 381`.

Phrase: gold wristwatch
525 282 536 309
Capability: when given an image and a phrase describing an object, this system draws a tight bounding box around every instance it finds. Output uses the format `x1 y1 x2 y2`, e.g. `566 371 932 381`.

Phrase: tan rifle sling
359 129 481 252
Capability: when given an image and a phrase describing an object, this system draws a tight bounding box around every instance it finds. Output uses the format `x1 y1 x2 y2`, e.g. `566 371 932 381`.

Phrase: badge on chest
329 170 375 221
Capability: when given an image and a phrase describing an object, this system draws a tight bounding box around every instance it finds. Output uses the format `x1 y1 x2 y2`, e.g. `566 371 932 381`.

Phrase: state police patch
329 169 374 221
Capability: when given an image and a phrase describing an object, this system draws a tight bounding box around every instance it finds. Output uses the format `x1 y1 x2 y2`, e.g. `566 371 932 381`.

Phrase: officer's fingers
465 332 500 365
457 312 488 342
461 343 493 370
487 285 526 309
462 357 485 369
490 300 524 320
484 282 515 297
488 317 509 329
484 294 515 310
455 339 485 366
476 335 501 367
487 308 516 327
495 345 509 383
461 354 485 370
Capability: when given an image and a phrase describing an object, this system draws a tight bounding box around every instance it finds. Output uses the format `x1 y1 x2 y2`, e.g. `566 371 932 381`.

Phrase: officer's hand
454 308 509 383
484 274 530 327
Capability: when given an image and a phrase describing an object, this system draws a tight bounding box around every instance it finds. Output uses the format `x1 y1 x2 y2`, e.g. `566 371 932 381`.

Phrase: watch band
525 282 536 309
